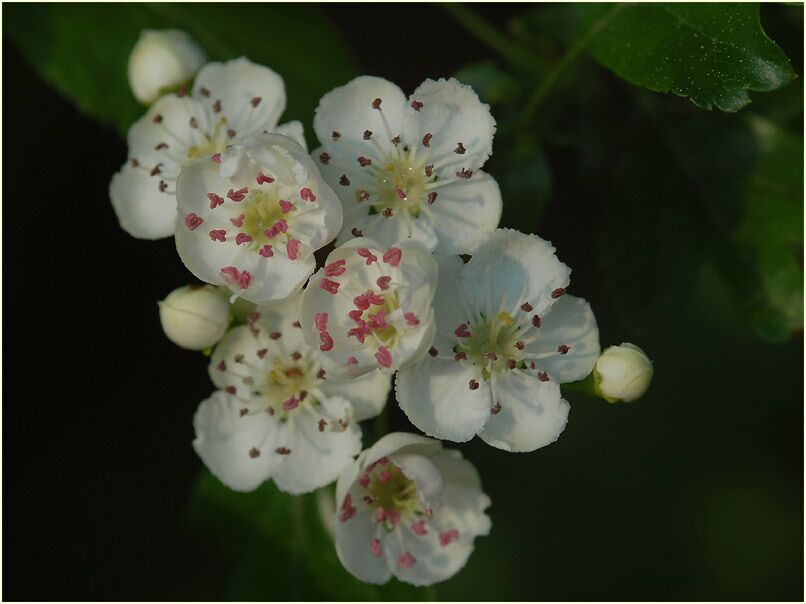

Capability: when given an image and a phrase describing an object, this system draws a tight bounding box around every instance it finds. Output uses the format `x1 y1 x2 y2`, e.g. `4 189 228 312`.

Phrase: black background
4 3 804 601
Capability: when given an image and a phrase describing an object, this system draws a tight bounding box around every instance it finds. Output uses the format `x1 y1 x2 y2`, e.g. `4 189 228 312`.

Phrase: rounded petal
531 295 600 383
335 510 390 584
110 161 177 239
192 390 276 491
479 371 568 452
403 78 495 177
425 171 502 255
389 452 444 508
274 120 307 151
314 76 408 147
396 359 493 443
430 253 468 356
322 369 392 422
127 94 211 169
192 58 286 137
270 397 362 495
337 211 440 254
462 228 571 318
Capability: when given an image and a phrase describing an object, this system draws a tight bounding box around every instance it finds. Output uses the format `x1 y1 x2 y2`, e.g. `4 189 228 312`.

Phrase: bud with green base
158 285 230 350
128 30 206 105
593 343 653 403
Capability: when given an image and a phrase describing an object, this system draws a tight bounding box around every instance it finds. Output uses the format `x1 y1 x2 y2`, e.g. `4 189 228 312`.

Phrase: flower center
261 353 322 419
456 311 528 380
369 155 433 218
187 117 229 159
241 190 290 243
358 459 425 529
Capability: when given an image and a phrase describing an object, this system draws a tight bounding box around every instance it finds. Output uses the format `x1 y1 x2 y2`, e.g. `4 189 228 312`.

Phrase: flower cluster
112 31 650 588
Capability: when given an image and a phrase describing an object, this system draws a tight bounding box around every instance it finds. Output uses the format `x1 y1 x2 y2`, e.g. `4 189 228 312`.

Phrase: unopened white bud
128 30 206 104
594 343 653 403
159 285 229 350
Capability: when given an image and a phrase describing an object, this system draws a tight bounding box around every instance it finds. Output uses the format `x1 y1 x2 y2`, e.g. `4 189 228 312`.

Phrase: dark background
4 3 803 601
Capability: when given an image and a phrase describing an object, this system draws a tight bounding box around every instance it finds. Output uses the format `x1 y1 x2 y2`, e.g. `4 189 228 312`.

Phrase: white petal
429 449 492 537
335 510 390 585
479 371 568 452
321 369 392 422
361 432 442 473
192 390 276 491
425 171 502 255
270 396 362 495
109 161 177 239
127 94 210 169
462 228 571 318
403 78 495 177
337 212 439 253
389 452 444 508
381 520 473 587
208 325 262 391
396 359 493 443
274 120 307 151
430 253 468 357
314 76 408 147
192 58 286 137
531 295 600 383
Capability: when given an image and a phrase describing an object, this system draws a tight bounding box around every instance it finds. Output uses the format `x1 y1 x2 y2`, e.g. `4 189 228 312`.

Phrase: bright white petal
389 452 444 508
322 369 392 422
403 78 495 177
462 228 571 318
127 94 210 169
531 295 600 383
110 161 177 239
425 171 502 255
361 432 441 473
430 253 468 357
430 449 492 537
270 396 362 495
479 371 568 452
335 510 390 584
314 76 407 147
192 390 276 491
192 58 286 137
396 359 493 443
274 120 307 151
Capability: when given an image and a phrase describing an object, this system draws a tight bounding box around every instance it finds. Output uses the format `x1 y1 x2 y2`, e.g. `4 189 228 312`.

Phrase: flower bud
158 285 229 350
594 343 653 403
128 30 206 104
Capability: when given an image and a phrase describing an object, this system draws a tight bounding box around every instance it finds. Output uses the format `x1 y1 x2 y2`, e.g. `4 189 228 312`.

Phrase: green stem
519 3 625 127
441 3 542 73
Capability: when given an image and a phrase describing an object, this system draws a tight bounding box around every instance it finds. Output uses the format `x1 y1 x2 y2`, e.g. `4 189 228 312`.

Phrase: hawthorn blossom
110 57 306 239
335 432 491 586
396 229 600 452
312 76 502 254
299 238 437 378
193 293 391 495
175 133 342 303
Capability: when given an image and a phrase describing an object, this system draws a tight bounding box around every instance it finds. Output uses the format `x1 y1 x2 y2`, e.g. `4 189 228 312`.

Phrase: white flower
396 229 600 452
193 292 391 495
299 238 437 378
312 76 502 255
158 284 229 350
335 432 491 586
127 30 206 105
594 343 653 403
175 133 343 303
110 57 306 240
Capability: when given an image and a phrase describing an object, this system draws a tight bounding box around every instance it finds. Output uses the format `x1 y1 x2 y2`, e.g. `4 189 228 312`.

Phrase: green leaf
185 470 435 600
597 109 803 342
582 3 797 112
720 117 804 341
4 3 358 137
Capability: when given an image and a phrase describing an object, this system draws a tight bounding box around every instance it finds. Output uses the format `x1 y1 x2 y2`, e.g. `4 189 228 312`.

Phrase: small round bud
594 343 653 403
158 285 229 350
128 30 206 104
